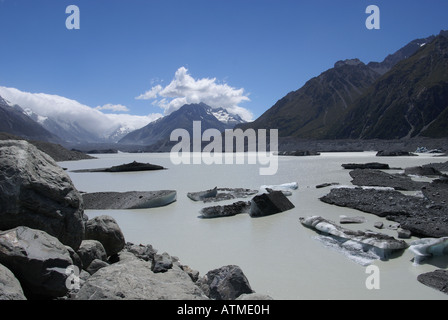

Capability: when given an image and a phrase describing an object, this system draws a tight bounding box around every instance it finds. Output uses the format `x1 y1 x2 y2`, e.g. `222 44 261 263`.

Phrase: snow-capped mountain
119 102 247 146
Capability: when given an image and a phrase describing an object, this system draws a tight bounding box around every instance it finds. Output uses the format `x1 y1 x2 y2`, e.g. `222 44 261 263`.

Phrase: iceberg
300 216 408 264
408 237 448 265
259 182 298 195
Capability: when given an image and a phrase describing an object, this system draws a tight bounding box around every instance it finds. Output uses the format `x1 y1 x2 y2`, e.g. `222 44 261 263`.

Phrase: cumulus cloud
0 86 162 138
136 67 253 121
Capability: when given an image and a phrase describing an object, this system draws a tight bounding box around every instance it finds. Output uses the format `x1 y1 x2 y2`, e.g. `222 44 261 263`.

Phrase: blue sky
0 0 447 123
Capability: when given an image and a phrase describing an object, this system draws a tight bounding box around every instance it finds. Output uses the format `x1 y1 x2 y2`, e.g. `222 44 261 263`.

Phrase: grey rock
374 222 384 229
74 259 208 300
316 182 340 189
86 259 109 275
397 228 412 239
249 190 295 217
187 187 218 201
151 252 173 273
197 265 254 300
0 263 26 300
0 140 86 250
0 226 73 299
417 269 448 295
77 240 107 271
236 293 274 300
85 215 125 256
124 242 157 262
82 190 177 209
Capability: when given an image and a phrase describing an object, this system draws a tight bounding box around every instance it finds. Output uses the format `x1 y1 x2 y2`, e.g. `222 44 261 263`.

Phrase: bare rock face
0 263 26 300
85 215 126 257
0 140 86 250
0 227 73 299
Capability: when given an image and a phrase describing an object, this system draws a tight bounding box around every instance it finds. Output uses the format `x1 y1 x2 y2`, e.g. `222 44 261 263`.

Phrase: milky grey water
62 151 448 300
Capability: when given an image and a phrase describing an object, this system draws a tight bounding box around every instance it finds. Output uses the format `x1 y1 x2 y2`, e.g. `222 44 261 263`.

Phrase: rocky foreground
0 140 272 300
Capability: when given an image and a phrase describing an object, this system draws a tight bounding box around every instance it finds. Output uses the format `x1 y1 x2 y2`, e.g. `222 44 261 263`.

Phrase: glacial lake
62 151 448 300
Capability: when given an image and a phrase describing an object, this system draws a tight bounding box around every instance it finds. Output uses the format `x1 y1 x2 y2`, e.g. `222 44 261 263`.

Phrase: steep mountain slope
0 96 62 143
238 32 444 140
119 103 244 146
238 59 380 138
328 33 448 139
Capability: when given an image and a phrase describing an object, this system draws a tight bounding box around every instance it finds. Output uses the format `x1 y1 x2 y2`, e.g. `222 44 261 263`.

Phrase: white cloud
0 86 162 138
136 67 253 121
95 103 130 112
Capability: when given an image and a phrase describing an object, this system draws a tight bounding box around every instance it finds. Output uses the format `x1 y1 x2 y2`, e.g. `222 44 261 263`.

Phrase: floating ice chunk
408 237 448 265
300 216 408 263
259 182 298 195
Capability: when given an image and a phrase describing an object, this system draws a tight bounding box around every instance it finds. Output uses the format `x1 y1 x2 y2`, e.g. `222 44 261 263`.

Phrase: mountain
0 96 62 143
328 32 448 139
367 34 436 75
238 59 381 138
238 31 447 140
119 103 245 146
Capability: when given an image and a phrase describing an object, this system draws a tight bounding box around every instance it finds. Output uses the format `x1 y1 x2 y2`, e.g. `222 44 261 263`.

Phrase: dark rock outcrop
197 265 254 300
188 187 258 203
82 190 177 209
0 140 86 250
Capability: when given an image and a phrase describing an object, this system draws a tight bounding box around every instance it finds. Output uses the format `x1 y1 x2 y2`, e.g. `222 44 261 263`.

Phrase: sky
0 0 447 134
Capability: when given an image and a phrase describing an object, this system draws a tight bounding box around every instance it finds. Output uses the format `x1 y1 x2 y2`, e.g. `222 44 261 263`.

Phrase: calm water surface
62 151 448 300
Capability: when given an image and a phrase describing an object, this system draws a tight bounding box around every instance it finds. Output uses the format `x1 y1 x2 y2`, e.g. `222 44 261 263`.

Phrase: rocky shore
313 158 448 295
0 140 272 300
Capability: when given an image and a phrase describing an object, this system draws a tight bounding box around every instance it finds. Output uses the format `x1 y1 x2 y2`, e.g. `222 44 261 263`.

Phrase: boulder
123 242 157 262
85 215 125 256
74 259 208 300
0 226 73 299
250 190 295 217
151 252 174 273
82 190 177 209
77 240 107 270
197 265 254 300
0 263 26 300
0 140 86 250
86 259 109 275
